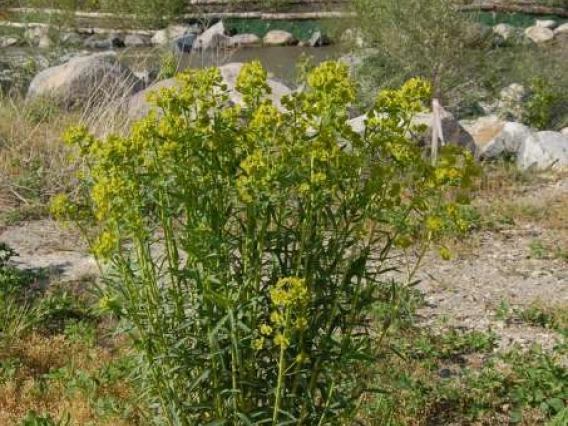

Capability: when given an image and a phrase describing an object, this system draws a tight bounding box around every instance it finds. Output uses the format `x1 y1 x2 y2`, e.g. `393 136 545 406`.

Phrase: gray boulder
27 53 143 108
517 131 568 170
227 33 261 48
263 30 297 46
194 21 227 50
463 118 531 160
128 62 292 120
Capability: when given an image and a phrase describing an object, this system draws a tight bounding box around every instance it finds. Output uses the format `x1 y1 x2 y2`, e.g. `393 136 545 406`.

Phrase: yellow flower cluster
270 277 308 307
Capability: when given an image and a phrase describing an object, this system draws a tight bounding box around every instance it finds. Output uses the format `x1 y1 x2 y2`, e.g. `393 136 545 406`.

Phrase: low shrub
54 60 476 424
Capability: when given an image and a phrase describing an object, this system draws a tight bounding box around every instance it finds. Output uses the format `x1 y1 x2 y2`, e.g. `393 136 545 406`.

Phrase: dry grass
0 96 81 212
0 331 140 425
473 163 568 231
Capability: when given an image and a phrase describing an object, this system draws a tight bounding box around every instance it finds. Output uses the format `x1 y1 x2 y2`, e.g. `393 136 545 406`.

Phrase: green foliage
55 60 476 424
98 0 186 27
353 0 486 104
0 243 43 341
157 51 178 80
20 411 70 426
523 78 563 130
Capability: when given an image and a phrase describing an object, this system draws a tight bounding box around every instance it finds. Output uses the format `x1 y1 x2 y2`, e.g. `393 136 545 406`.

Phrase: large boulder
27 53 143 108
524 26 555 44
263 30 297 46
227 33 261 48
517 131 568 171
463 116 568 170
463 118 531 160
128 62 292 121
194 21 227 50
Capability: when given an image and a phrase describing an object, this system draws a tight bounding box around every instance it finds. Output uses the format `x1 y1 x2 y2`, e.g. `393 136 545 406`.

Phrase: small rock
227 33 261 48
124 34 150 47
151 25 189 45
263 30 297 46
554 22 568 35
60 32 83 46
0 36 19 48
535 19 557 30
308 30 330 47
85 33 125 49
524 26 555 44
194 21 227 50
493 23 515 40
497 83 527 121
561 127 568 136
25 26 50 45
173 33 197 53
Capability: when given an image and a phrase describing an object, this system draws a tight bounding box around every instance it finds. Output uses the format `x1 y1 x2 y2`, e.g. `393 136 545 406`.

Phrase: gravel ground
1 174 567 352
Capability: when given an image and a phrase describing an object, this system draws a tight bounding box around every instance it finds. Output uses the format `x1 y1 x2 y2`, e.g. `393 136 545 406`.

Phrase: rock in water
227 33 261 48
173 33 197 53
308 31 329 47
524 26 555 44
124 34 150 47
263 30 297 46
151 25 190 45
535 19 557 30
194 21 226 50
27 53 143 109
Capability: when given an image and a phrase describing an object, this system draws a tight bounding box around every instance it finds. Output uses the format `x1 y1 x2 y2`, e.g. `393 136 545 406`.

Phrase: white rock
194 21 227 50
517 131 568 170
151 25 188 45
27 53 143 108
227 33 261 48
524 26 555 43
263 30 297 46
0 36 19 48
535 19 557 30
493 23 516 40
561 127 568 136
128 62 292 120
124 34 150 47
554 23 568 34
